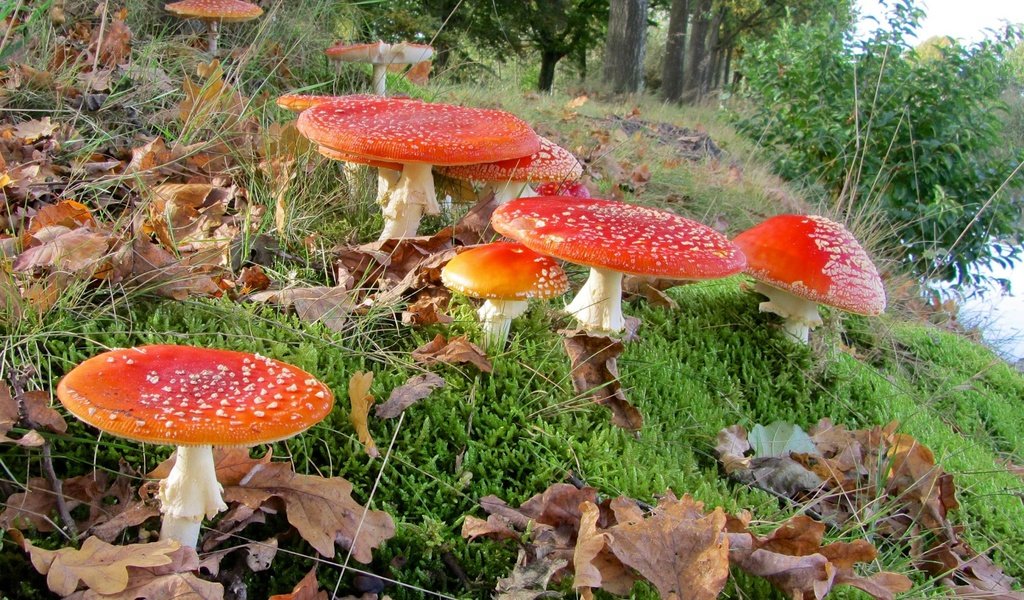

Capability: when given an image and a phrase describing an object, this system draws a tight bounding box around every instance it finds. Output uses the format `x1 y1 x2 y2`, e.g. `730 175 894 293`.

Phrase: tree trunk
603 0 649 93
681 0 711 103
660 0 689 103
538 50 565 92
699 8 723 98
722 46 733 90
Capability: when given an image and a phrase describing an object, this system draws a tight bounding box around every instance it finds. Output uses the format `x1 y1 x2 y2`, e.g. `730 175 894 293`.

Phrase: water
953 255 1024 366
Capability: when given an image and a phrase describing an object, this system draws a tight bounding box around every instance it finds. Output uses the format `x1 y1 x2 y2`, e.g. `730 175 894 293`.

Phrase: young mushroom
324 41 434 96
441 242 569 349
164 0 263 56
732 214 886 344
492 197 746 334
56 345 335 548
296 95 540 240
438 136 583 205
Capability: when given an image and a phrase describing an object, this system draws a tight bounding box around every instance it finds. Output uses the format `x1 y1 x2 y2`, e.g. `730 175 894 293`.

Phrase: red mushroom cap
732 214 886 315
276 93 353 113
164 0 263 22
439 136 583 183
534 180 591 198
325 41 434 64
317 145 404 172
56 345 335 447
491 197 746 279
441 242 568 300
296 95 541 167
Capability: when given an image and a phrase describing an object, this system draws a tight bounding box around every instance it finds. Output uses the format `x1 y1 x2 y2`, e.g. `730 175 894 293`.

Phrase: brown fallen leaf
14 117 59 143
374 372 445 419
573 501 610 599
412 334 492 373
14 226 112 275
606 492 729 599
225 462 395 563
401 288 452 326
268 566 328 600
562 331 642 431
18 535 180 596
126 238 224 300
727 515 912 600
348 371 379 458
28 199 97 233
148 447 272 487
248 287 354 333
237 265 272 294
622 275 688 309
404 60 431 86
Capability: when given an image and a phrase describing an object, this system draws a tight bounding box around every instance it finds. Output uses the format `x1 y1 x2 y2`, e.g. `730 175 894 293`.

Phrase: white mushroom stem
753 281 823 344
206 20 219 56
489 181 536 205
158 445 227 548
564 267 625 334
477 299 529 350
371 63 387 96
376 167 402 206
378 162 439 240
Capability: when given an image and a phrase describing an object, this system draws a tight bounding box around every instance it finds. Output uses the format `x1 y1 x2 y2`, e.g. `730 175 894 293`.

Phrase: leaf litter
717 419 1023 598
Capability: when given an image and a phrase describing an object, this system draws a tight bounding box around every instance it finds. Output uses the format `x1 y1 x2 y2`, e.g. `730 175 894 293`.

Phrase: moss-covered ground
1 3 1022 599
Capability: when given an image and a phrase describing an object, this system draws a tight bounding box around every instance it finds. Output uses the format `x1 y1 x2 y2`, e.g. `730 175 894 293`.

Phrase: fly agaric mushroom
438 136 583 205
325 41 434 96
732 214 886 344
441 242 569 349
492 197 746 334
56 345 334 548
297 95 540 240
535 180 591 198
276 93 404 205
164 0 263 56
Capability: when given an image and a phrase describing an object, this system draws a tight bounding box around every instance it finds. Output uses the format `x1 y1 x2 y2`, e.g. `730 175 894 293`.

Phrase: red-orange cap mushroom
732 214 886 343
164 0 262 55
297 95 540 239
492 197 746 333
442 242 568 349
56 344 334 547
439 136 583 204
535 180 591 198
324 42 434 95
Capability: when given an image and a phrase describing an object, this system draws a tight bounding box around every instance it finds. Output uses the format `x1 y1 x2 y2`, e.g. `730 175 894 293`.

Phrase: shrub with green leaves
734 0 1023 288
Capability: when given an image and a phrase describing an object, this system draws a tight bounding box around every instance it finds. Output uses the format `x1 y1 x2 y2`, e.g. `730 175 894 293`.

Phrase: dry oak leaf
65 543 224 600
148 447 272 487
146 183 230 251
606 493 729 600
348 370 379 458
18 535 181 596
727 515 912 600
268 566 328 600
573 501 611 599
14 226 112 275
248 287 354 333
14 117 59 143
403 60 432 86
375 372 445 419
412 334 492 373
28 199 97 233
562 331 642 431
126 238 224 300
224 462 395 563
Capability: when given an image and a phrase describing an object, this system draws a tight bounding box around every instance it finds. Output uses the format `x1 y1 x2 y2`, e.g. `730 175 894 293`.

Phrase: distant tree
603 0 650 93
661 0 690 101
736 0 1024 287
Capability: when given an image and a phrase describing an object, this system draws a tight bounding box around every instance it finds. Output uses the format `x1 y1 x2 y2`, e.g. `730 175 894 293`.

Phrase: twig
40 440 79 542
8 368 79 542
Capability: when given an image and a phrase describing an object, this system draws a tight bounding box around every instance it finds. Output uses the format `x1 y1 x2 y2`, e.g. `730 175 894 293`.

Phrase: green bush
734 0 1023 287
